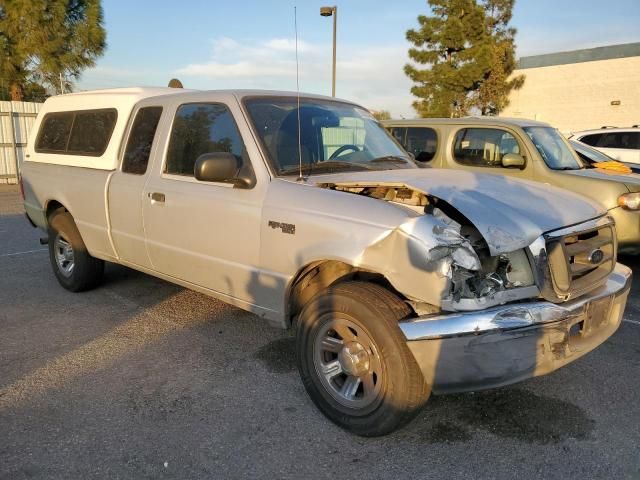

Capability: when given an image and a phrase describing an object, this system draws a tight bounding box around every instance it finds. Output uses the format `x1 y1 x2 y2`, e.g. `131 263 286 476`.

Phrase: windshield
570 140 612 163
244 97 415 176
524 127 584 170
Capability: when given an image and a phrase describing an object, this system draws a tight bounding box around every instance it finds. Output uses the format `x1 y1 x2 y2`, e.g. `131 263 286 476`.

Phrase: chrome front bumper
401 263 632 394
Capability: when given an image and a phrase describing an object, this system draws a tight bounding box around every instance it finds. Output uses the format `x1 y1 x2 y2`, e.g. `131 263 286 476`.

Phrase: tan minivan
383 118 640 254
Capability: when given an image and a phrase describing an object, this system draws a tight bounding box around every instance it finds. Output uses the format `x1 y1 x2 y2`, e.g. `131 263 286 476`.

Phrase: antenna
294 6 304 182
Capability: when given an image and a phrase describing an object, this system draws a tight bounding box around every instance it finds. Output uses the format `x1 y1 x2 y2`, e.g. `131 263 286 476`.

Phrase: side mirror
501 152 525 169
194 152 253 188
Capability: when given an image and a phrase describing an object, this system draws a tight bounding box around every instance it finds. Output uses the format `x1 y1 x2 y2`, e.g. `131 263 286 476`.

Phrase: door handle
148 192 165 203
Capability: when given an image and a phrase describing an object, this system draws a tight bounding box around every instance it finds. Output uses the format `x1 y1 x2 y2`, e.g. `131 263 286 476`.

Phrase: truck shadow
412 387 594 444
254 332 595 444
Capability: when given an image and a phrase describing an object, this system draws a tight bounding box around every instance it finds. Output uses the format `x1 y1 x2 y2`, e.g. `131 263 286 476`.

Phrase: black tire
48 209 104 292
296 281 430 436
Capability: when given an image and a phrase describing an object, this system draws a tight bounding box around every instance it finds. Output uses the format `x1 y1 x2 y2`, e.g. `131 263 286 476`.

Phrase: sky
77 0 640 117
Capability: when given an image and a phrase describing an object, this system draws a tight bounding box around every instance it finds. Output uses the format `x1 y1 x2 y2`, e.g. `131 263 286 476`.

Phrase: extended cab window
453 128 520 167
36 109 117 156
122 107 163 175
165 103 246 177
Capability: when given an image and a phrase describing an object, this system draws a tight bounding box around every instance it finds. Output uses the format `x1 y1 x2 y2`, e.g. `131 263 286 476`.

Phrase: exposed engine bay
321 183 537 310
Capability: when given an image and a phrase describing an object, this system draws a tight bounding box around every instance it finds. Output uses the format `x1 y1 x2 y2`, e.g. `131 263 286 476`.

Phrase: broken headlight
419 207 535 305
452 249 535 301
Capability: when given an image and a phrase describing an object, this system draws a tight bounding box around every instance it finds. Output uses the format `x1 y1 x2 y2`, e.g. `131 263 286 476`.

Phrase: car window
67 110 118 155
244 97 414 176
36 113 74 152
388 127 406 145
579 133 602 147
570 140 611 163
524 127 583 170
453 128 521 167
36 109 117 156
122 107 163 175
320 116 366 159
600 132 640 150
165 103 247 177
405 127 438 162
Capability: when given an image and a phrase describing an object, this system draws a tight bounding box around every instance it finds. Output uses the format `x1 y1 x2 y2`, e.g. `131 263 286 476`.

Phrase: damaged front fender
357 208 481 307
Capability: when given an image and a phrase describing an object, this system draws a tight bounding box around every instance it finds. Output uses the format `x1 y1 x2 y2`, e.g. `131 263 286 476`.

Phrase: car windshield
570 140 612 163
244 97 415 176
524 127 584 170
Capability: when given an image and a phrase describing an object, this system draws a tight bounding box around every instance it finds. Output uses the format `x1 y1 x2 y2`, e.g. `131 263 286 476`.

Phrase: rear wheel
296 281 430 436
48 209 104 292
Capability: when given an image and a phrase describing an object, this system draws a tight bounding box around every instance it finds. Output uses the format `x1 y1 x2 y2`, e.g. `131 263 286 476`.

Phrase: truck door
107 105 164 269
141 101 265 307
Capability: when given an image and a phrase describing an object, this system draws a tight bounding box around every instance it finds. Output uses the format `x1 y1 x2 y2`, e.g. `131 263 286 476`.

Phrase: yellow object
594 161 633 174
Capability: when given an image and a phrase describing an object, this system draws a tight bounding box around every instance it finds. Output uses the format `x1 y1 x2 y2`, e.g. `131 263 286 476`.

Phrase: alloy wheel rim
54 234 75 278
312 316 384 409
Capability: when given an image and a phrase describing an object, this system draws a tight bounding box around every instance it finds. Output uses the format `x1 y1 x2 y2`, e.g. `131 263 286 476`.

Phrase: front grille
545 218 616 300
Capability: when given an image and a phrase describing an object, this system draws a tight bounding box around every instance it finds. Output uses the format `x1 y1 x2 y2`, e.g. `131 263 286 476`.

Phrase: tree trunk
9 83 24 101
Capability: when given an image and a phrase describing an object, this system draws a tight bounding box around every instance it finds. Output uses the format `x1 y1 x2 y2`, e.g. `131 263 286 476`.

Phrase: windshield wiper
369 155 410 164
279 161 372 176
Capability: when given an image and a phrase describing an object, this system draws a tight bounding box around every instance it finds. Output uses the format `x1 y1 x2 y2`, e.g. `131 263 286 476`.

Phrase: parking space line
623 319 640 326
0 248 47 257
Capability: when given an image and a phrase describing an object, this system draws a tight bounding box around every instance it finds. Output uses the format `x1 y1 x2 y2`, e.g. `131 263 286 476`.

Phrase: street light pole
320 6 337 97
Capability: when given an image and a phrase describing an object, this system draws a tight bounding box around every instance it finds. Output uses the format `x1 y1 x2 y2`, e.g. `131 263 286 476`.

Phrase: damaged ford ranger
21 88 632 436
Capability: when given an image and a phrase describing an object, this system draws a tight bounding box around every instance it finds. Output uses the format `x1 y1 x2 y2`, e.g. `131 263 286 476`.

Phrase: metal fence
0 101 42 184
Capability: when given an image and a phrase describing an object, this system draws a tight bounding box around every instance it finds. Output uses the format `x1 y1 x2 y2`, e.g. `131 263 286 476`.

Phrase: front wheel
296 281 430 436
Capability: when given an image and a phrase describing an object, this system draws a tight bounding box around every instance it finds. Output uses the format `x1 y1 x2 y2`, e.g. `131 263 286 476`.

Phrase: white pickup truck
21 88 631 436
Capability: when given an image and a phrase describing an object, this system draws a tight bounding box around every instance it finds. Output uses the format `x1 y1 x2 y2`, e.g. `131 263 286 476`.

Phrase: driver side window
165 103 249 178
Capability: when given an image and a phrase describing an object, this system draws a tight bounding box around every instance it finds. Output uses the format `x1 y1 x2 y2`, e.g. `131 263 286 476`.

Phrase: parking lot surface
1 184 639 479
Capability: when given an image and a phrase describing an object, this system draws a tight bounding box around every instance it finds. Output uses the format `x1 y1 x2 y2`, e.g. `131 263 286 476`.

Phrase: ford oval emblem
589 249 604 264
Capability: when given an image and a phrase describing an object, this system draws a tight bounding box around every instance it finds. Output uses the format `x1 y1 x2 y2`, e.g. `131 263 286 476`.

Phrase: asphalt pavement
1 184 639 479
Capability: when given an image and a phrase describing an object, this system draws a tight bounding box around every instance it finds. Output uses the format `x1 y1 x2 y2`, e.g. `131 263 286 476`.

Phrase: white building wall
502 56 640 134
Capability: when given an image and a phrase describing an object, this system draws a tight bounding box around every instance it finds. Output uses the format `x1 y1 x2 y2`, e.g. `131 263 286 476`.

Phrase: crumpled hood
313 169 605 255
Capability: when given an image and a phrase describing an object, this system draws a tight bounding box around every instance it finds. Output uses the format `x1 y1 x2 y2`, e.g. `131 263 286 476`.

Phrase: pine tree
405 0 493 117
0 0 106 101
372 110 391 121
473 0 524 115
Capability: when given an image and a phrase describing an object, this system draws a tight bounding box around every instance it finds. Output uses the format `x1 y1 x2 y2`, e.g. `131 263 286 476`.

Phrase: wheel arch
45 199 70 224
285 259 413 328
